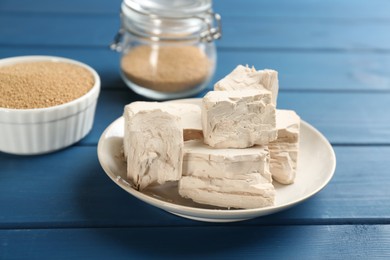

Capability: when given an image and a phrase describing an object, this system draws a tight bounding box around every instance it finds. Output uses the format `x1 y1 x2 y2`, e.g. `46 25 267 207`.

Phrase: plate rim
97 98 336 220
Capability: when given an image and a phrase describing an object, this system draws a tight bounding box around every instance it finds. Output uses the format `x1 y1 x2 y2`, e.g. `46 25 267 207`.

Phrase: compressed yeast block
182 140 271 180
178 140 275 209
214 65 279 105
123 101 201 157
179 176 275 209
269 109 301 184
202 89 277 148
123 102 183 190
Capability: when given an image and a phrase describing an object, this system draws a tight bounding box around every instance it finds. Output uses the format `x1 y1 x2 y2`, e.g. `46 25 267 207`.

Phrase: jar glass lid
123 0 212 18
116 0 221 44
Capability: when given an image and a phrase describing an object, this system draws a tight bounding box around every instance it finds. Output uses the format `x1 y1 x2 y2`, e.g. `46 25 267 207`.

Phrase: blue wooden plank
215 0 390 20
0 145 389 227
1 13 390 50
0 0 121 14
0 14 119 47
216 51 390 91
2 47 390 91
277 92 390 145
80 90 390 145
1 0 390 20
220 18 390 50
1 225 389 259
0 147 185 228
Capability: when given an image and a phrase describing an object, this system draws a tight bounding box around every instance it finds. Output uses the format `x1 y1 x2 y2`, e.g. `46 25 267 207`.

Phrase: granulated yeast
121 45 210 92
0 61 94 109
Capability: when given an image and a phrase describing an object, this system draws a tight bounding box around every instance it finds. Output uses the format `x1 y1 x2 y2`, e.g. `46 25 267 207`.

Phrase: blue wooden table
1 0 390 259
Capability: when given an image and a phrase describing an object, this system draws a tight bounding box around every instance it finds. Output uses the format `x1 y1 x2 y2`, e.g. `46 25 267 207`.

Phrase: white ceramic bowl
0 56 101 155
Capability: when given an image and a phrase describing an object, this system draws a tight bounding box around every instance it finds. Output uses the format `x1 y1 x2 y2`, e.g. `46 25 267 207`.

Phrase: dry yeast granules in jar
111 0 222 100
121 45 210 93
0 61 95 109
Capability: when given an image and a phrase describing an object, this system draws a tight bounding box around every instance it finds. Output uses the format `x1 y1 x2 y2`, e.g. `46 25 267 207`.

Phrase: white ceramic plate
97 98 336 222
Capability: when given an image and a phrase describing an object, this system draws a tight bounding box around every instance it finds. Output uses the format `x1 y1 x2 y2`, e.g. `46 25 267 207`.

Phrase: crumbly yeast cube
123 102 201 158
123 102 183 190
269 109 300 184
178 140 275 209
214 65 279 105
202 90 277 148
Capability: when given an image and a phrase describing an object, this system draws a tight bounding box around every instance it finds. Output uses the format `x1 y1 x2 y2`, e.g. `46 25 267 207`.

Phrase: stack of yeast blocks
123 65 301 209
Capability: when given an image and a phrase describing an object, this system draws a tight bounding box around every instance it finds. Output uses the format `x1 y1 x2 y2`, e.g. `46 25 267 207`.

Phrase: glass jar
111 0 222 100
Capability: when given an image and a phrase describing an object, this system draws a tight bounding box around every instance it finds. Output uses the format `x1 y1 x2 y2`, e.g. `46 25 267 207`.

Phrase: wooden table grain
1 0 390 259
